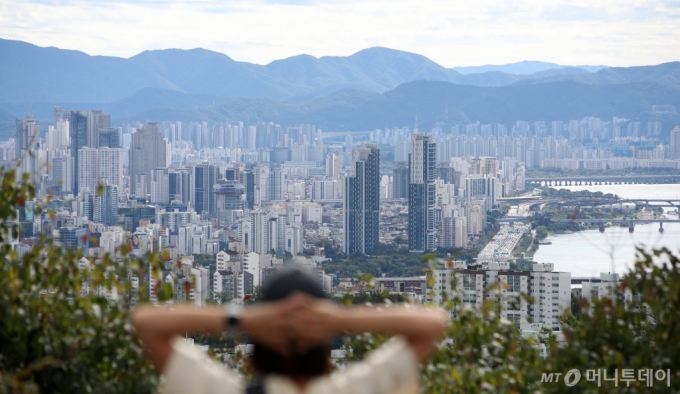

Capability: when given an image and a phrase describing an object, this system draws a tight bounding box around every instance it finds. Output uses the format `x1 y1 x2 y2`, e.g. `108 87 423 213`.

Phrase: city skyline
0 1 679 67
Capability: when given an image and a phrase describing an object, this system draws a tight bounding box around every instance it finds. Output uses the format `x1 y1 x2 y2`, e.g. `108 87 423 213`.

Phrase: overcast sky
1 0 679 67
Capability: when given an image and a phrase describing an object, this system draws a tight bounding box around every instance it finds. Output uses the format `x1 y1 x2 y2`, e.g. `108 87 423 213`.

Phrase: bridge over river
551 218 679 233
526 174 680 186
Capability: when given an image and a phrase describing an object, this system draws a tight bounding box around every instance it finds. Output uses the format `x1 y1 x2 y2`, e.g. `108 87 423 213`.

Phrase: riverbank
521 183 680 275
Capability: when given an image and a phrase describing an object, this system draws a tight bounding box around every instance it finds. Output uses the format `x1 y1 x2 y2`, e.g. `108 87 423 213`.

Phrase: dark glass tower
343 143 380 255
392 161 409 199
243 170 255 209
408 133 436 252
67 110 111 194
193 163 220 217
168 169 192 204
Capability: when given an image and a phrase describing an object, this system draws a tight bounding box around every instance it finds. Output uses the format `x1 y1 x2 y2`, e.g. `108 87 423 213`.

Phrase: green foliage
320 250 426 278
345 249 680 393
0 166 159 393
535 226 549 240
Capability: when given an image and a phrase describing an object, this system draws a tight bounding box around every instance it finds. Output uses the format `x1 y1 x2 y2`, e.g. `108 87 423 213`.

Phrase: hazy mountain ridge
4 38 675 107
2 38 679 134
452 60 607 75
114 80 680 131
516 62 680 86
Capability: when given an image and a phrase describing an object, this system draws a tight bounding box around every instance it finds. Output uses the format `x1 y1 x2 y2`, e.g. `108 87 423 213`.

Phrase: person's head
251 268 330 379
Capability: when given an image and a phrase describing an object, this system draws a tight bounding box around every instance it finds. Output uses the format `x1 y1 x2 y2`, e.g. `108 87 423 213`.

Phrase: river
535 184 680 276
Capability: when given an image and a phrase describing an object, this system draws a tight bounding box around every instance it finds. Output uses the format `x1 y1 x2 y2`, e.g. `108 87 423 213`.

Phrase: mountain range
0 38 679 135
114 80 680 131
451 61 607 75
0 38 614 104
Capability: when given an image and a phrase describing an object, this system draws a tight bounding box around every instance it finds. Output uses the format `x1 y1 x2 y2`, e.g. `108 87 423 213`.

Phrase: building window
507 275 521 292
463 274 476 291
507 295 520 311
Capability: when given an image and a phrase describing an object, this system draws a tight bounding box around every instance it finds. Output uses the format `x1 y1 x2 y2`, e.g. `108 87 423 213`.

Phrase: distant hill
517 62 680 86
0 107 16 122
0 39 465 102
452 60 607 75
1 37 679 130
115 80 680 130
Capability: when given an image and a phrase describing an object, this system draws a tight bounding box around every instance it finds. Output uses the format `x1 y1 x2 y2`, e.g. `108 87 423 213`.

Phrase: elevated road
495 216 528 222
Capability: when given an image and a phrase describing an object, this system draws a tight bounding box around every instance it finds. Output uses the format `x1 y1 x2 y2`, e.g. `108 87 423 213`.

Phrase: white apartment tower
78 147 99 192
130 122 168 197
98 147 123 190
430 262 571 330
326 151 342 177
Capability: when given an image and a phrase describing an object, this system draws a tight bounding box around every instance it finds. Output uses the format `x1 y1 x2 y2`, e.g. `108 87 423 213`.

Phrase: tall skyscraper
671 126 680 160
90 184 119 226
268 167 285 201
77 147 99 193
343 143 380 254
46 119 70 151
15 117 40 156
51 156 74 193
326 151 342 177
150 168 169 205
408 133 436 252
193 163 220 217
392 161 409 199
98 147 123 190
254 166 270 203
243 170 255 209
129 122 168 197
66 109 111 194
98 127 121 148
168 168 192 204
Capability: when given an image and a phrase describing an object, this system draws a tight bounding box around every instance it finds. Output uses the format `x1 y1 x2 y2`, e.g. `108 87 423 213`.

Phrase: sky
0 0 679 67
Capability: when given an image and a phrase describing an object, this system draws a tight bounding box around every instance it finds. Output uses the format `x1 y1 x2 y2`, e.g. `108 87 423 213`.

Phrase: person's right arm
288 295 448 363
338 304 448 363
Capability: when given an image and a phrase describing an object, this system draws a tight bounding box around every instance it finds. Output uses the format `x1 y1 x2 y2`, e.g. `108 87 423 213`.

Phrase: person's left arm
131 300 299 373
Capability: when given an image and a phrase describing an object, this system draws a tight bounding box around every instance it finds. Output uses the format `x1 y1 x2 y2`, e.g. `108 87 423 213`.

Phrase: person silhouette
132 268 447 394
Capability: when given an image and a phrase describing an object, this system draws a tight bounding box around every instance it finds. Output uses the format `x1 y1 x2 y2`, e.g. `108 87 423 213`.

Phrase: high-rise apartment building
151 168 169 205
430 262 570 330
66 109 111 194
193 163 219 217
46 119 70 151
98 147 123 190
408 134 436 252
14 117 40 156
77 147 99 193
246 211 277 254
51 156 74 193
243 170 255 209
326 151 342 177
438 216 467 248
168 168 192 204
392 162 409 199
343 143 380 254
254 166 270 203
267 167 285 201
129 122 168 197
98 127 121 148
671 126 680 160
89 184 119 226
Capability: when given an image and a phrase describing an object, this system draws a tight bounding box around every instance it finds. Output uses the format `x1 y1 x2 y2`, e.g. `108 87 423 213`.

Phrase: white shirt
160 337 419 394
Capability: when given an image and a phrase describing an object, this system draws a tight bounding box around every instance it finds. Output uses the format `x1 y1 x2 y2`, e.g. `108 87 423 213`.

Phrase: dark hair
251 269 331 378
